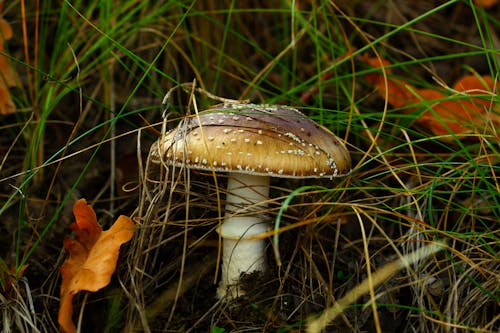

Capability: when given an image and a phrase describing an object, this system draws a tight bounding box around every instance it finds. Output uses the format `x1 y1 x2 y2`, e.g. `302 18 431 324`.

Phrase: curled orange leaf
58 199 135 333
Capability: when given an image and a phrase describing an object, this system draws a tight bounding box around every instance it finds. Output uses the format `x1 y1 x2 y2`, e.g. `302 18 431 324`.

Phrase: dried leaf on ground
0 3 18 115
58 199 135 333
361 54 416 109
361 54 500 141
474 0 499 8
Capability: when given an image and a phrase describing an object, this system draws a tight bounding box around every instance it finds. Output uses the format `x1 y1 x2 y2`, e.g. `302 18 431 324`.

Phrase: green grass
0 0 499 332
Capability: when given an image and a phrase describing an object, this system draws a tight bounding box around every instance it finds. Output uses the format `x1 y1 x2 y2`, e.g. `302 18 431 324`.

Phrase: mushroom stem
217 173 270 299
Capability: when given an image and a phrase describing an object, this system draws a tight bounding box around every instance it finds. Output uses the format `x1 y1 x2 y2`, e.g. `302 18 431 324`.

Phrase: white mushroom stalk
149 103 351 300
218 174 270 298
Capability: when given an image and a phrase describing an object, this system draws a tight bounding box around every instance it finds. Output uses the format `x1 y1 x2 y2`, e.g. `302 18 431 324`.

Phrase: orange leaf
417 75 499 140
360 53 418 109
452 74 496 94
413 89 473 139
474 0 499 8
362 54 499 141
0 6 18 115
58 199 135 333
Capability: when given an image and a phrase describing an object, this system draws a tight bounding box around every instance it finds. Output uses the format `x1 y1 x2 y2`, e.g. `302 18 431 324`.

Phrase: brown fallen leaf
415 75 498 139
0 4 18 115
474 0 499 8
58 199 135 333
361 53 423 110
361 54 500 141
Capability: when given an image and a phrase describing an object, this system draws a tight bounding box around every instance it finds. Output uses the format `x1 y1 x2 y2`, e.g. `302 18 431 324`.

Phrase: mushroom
149 103 351 299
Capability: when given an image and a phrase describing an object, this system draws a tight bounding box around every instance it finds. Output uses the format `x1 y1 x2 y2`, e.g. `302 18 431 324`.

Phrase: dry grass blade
307 241 446 333
0 278 43 333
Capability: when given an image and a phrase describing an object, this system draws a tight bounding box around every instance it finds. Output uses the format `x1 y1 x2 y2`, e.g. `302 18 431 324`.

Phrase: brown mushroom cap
150 104 351 179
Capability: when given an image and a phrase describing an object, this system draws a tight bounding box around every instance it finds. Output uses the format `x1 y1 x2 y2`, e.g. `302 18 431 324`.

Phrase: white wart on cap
150 103 351 178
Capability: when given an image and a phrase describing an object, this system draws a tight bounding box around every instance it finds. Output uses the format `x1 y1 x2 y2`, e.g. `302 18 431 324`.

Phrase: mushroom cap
150 104 351 179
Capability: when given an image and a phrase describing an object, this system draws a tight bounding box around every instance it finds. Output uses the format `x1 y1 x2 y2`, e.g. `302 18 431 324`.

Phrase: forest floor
0 1 499 332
